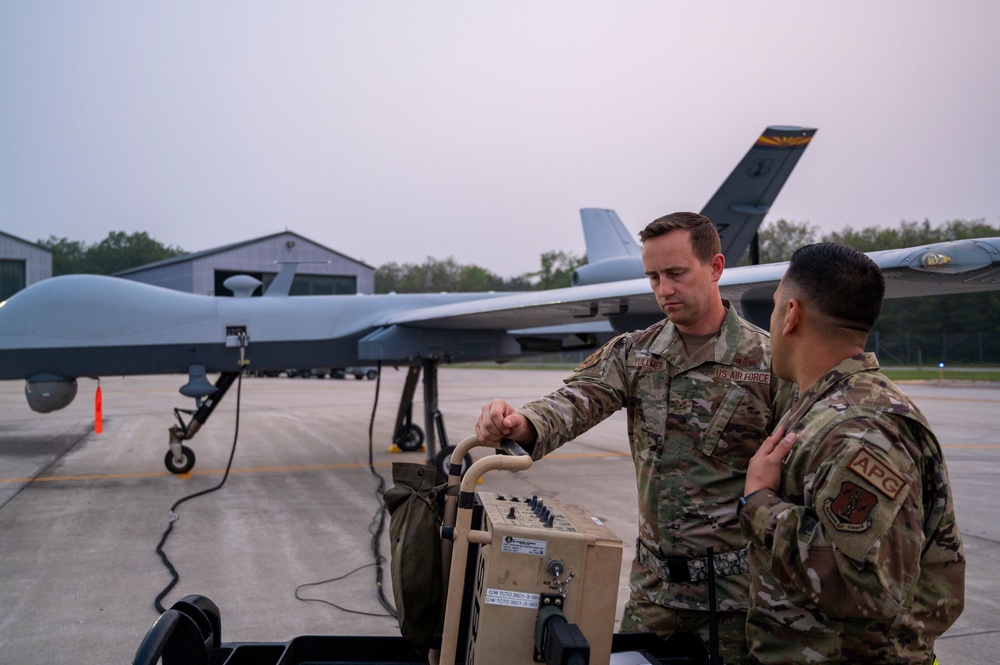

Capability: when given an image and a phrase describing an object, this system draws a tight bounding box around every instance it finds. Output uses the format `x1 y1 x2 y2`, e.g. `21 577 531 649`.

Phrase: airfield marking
0 450 631 484
6 445 999 485
908 395 1000 404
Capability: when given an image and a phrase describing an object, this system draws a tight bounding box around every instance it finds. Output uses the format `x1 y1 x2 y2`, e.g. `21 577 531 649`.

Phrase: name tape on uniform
713 367 771 385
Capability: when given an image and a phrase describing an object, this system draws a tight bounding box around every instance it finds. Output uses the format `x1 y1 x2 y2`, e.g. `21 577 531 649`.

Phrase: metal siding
0 234 53 286
121 263 196 292
49 231 373 295
192 233 373 295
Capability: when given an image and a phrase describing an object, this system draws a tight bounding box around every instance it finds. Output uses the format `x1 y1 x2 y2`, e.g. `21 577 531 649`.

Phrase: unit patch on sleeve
575 349 603 371
823 481 878 532
847 448 907 500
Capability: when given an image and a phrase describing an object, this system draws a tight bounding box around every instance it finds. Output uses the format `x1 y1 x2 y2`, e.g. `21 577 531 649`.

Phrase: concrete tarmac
0 368 997 663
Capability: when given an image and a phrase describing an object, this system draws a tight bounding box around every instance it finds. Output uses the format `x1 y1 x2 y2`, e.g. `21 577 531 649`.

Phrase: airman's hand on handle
475 399 536 447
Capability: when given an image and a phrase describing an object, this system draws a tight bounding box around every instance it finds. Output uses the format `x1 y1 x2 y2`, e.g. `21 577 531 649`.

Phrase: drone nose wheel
165 445 196 474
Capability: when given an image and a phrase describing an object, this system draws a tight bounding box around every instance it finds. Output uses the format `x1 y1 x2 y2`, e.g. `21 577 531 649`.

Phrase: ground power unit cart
132 436 721 665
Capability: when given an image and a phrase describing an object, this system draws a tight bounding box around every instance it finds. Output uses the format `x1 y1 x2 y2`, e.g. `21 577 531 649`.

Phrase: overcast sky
1 2 998 277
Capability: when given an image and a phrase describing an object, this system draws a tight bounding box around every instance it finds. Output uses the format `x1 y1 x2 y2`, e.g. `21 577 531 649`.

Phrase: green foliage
818 217 1000 346
376 257 514 293
739 217 1000 265
756 218 819 263
881 367 1000 380
375 251 584 293
824 218 1000 252
38 231 185 275
528 250 588 291
36 236 88 276
750 217 1000 362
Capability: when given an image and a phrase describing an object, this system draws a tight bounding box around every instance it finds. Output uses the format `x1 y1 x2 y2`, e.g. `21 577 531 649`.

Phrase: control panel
464 493 623 665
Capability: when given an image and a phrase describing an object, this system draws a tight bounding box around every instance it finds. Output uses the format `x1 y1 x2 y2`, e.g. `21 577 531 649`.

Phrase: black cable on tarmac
293 360 397 618
365 360 397 617
153 365 244 614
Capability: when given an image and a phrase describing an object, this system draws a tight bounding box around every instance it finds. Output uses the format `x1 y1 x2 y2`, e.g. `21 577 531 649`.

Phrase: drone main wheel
394 424 425 452
165 445 196 474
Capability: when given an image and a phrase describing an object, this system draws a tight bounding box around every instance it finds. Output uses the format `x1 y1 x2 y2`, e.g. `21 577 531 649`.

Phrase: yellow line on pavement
0 450 631 484
4 445 992 486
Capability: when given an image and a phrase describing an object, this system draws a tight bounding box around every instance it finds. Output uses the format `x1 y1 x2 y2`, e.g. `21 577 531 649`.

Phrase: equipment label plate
485 588 539 609
500 535 547 556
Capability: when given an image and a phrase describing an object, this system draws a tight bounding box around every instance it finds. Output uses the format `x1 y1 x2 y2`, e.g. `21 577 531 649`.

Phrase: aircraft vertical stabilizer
701 125 816 263
579 208 642 263
571 125 816 286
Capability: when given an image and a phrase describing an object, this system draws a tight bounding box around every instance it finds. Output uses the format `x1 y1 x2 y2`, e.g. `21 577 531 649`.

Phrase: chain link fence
867 331 1000 367
493 332 1000 370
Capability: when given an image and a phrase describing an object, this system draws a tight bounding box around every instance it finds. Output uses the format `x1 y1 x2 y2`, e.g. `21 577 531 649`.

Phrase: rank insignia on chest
823 481 878 532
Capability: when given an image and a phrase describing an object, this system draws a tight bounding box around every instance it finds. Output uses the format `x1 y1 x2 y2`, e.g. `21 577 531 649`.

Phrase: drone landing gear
391 366 425 452
391 359 470 477
164 371 239 474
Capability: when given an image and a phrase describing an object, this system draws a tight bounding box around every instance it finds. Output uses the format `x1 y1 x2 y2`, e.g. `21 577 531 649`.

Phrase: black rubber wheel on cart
435 446 473 479
165 445 196 474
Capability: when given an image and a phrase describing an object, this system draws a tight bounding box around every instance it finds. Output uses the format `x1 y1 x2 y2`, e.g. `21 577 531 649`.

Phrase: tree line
39 231 185 276
751 218 1000 340
36 219 1000 358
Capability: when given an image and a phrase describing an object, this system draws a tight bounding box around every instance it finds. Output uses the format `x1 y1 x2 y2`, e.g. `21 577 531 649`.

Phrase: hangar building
0 231 53 301
116 230 375 296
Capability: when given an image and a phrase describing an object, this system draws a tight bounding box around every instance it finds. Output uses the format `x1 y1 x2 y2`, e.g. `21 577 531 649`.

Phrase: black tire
394 424 424 452
366 369 378 380
435 446 473 479
165 445 196 474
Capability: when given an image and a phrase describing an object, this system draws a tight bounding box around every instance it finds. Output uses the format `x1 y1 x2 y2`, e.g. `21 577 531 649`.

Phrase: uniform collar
650 300 740 370
781 352 879 429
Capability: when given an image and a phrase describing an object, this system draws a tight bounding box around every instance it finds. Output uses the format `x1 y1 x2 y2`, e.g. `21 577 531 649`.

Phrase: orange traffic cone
95 384 103 434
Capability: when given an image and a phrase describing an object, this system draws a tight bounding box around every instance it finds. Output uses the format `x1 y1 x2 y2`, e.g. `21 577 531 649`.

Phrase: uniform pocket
633 369 668 456
697 384 768 470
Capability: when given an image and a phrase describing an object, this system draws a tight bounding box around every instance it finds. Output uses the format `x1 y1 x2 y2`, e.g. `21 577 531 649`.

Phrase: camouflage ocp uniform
518 303 794 664
739 353 965 664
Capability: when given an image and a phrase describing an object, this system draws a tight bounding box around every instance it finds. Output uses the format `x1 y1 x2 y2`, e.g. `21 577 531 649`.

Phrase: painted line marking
3 446 994 485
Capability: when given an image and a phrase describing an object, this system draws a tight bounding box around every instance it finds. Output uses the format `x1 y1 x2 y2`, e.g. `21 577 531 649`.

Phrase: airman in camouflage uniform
741 243 965 664
477 213 795 665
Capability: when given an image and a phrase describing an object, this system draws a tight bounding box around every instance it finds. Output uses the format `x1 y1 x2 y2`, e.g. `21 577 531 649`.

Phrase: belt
636 539 748 584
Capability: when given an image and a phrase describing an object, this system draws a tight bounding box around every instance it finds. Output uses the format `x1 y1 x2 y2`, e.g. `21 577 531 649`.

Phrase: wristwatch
736 495 749 518
737 489 765 517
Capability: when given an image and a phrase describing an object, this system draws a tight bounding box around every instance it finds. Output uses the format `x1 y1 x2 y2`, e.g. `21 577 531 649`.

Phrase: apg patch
847 448 907 500
823 481 878 532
